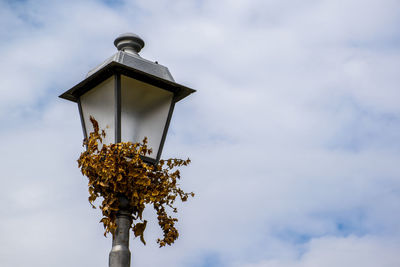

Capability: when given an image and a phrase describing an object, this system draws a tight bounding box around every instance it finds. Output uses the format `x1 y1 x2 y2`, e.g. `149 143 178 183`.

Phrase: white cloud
0 0 400 266
242 235 400 267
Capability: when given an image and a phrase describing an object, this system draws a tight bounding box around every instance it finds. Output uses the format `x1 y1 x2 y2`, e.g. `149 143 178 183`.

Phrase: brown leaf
133 220 147 245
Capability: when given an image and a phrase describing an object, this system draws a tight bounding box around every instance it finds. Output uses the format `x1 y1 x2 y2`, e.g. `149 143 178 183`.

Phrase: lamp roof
59 33 195 103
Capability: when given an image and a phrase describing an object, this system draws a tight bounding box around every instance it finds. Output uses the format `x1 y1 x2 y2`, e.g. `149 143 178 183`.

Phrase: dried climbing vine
78 117 193 247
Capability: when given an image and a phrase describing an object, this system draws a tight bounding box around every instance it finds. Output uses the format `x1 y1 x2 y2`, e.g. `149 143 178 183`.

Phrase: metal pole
109 196 132 267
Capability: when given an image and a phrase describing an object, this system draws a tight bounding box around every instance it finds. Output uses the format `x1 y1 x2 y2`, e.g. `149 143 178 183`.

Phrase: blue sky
1 0 400 266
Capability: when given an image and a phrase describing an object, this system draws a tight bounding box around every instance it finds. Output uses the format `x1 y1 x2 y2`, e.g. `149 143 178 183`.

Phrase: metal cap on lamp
114 33 145 54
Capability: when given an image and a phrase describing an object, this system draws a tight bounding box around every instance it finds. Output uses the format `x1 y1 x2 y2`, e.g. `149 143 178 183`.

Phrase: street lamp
60 33 195 164
60 33 195 267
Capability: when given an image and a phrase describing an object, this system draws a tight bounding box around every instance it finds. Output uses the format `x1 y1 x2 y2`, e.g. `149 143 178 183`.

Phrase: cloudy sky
1 0 400 266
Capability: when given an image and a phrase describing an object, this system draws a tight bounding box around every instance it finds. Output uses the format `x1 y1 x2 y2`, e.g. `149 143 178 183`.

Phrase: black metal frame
59 62 195 103
77 98 88 141
156 97 176 161
60 62 195 165
114 74 121 143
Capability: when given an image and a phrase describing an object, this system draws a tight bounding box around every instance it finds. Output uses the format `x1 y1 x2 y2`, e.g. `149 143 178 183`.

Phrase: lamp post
60 33 195 267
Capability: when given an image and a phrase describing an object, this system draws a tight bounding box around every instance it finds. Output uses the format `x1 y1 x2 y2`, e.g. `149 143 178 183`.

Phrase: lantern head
60 33 195 164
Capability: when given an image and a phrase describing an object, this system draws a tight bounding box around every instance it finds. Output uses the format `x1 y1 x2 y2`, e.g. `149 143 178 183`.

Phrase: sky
0 0 400 266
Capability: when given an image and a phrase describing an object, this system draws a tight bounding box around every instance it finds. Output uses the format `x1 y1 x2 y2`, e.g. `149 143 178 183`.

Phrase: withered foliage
77 117 193 247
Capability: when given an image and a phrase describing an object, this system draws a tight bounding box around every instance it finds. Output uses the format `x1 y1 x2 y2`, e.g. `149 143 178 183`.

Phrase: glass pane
80 76 115 146
121 75 173 160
